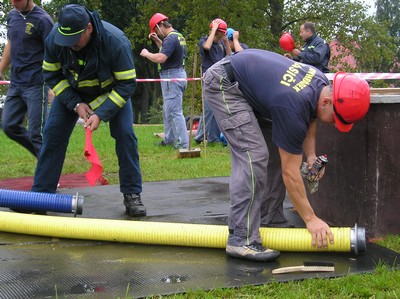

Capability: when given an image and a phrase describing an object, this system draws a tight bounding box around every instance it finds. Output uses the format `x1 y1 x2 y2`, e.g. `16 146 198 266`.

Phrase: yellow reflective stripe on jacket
101 78 114 88
89 93 109 110
43 60 61 72
88 90 126 110
78 79 100 88
52 79 71 96
109 90 126 107
76 73 131 89
114 69 136 80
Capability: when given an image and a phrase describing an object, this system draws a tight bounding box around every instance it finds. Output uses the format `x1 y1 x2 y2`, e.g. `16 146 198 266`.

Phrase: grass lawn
0 123 231 183
0 123 399 298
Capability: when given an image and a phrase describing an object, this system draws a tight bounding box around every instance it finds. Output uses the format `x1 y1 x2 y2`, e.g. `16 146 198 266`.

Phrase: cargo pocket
220 111 256 152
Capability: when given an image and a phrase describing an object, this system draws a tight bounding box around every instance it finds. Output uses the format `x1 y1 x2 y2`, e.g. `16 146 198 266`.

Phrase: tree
376 0 400 37
2 0 399 122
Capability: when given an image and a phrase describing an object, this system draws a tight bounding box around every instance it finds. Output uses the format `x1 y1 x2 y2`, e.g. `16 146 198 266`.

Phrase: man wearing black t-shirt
141 13 189 149
202 49 370 262
0 0 53 157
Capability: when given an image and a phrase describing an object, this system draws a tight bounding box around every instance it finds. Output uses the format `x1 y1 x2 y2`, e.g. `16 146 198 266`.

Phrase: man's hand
148 32 161 42
75 102 94 122
211 19 221 32
291 48 301 57
0 71 4 80
306 216 334 249
284 53 293 59
140 49 150 58
84 114 101 131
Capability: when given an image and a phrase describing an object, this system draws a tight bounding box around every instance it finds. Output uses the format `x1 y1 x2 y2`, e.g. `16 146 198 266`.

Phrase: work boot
226 243 280 262
123 194 146 217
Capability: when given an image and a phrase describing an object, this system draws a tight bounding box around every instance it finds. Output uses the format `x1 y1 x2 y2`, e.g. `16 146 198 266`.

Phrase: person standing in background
194 18 231 144
140 13 189 149
0 0 53 158
226 28 248 53
284 21 331 73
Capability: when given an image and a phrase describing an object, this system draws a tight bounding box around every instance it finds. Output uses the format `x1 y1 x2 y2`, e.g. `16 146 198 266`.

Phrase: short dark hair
303 22 316 34
161 20 172 29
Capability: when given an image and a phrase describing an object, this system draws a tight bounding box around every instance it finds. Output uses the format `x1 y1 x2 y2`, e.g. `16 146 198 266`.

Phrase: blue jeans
194 97 221 143
32 97 142 195
160 68 189 149
2 84 48 157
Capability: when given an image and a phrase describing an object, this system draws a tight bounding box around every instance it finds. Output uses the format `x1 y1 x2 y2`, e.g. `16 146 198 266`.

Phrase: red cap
209 18 227 33
149 13 168 34
333 72 371 132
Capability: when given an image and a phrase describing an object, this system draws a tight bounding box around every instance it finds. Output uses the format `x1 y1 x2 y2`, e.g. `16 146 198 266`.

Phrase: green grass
0 123 399 299
0 122 231 182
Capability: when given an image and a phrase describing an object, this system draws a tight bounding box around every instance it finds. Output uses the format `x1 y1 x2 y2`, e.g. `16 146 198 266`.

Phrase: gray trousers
202 58 287 247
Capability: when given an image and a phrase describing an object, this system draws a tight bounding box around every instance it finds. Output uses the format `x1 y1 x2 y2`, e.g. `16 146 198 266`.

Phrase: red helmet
149 13 168 33
209 18 227 33
279 32 295 51
333 72 371 133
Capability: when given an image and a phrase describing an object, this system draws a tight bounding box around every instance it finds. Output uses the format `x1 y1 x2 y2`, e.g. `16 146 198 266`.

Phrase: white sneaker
226 243 280 262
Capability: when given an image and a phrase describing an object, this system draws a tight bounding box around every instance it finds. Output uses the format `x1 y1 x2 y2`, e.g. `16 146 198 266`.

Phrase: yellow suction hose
0 211 366 255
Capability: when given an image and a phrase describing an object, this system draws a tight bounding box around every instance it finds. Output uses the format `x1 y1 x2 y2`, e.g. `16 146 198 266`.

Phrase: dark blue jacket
295 34 330 73
42 8 136 122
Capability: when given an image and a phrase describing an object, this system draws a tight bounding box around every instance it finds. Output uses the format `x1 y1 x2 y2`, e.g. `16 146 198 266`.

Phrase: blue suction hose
0 189 83 216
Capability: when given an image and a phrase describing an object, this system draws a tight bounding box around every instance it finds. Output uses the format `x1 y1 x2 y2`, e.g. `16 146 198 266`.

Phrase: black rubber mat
0 177 399 299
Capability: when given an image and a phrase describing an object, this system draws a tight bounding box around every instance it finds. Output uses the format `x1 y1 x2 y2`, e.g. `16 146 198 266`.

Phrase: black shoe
123 194 146 216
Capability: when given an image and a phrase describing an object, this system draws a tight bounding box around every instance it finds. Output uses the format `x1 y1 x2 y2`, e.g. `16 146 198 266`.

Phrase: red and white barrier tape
136 78 201 82
0 79 201 84
325 73 400 80
1 73 400 85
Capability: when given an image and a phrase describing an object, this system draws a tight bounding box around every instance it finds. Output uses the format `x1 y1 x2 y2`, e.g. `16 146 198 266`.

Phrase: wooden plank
370 88 400 94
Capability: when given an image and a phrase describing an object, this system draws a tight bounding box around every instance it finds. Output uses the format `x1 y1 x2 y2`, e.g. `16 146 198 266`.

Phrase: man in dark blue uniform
0 0 53 158
226 28 249 53
140 13 189 149
202 49 370 262
194 18 231 144
285 22 331 73
32 4 145 217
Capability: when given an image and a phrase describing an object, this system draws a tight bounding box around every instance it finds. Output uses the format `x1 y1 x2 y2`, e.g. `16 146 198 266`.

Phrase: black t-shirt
160 30 186 70
230 49 329 154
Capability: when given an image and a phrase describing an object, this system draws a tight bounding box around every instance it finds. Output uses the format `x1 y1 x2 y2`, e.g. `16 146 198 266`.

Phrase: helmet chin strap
156 24 165 38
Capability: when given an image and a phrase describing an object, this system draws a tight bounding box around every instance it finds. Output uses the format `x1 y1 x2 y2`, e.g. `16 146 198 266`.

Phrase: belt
159 66 185 73
222 61 236 83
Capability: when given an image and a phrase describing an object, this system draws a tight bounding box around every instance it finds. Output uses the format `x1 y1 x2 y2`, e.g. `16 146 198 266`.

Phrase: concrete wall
310 95 400 238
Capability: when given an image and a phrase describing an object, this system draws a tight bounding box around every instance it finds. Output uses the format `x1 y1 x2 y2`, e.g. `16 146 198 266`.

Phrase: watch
73 103 80 113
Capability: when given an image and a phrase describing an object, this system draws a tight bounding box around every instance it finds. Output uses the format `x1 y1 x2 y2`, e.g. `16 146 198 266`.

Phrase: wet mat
0 173 108 191
0 177 399 299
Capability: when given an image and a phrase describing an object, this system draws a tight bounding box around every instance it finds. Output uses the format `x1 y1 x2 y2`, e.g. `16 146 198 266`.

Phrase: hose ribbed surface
0 189 75 213
260 227 351 252
0 212 351 252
